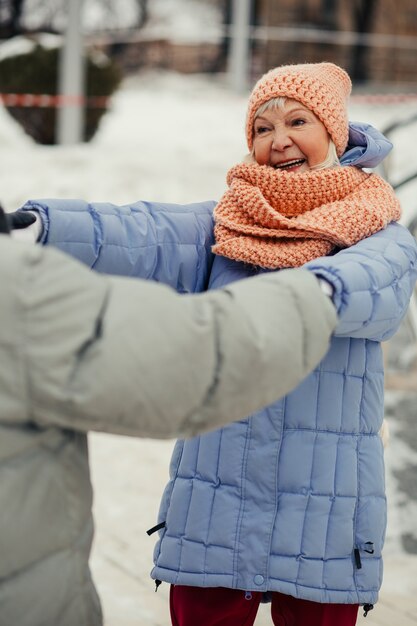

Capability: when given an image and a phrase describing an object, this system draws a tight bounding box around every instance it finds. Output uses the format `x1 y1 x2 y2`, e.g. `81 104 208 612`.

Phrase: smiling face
252 99 331 172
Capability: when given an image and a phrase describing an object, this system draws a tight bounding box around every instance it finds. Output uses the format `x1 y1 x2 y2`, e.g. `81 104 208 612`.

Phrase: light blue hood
341 121 393 168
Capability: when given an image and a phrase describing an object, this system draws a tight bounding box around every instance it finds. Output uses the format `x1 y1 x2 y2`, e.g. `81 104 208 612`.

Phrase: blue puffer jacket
21 124 417 606
151 222 417 607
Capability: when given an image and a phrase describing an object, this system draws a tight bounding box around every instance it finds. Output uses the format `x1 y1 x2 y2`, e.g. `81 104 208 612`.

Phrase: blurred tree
0 0 149 37
212 0 259 72
351 0 378 82
298 0 378 82
137 0 148 28
321 0 338 30
0 0 25 37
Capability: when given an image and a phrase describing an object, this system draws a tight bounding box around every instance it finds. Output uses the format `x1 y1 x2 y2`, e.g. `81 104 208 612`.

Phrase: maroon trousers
170 585 359 626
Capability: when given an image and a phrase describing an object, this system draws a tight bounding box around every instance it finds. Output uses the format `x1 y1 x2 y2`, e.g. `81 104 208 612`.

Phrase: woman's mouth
273 159 306 171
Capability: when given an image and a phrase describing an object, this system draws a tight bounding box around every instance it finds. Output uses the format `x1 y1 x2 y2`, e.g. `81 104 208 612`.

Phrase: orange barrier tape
1 92 416 108
0 93 110 107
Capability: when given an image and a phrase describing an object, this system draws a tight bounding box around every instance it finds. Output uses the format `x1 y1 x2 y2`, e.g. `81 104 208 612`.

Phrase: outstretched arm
18 198 217 293
306 222 417 341
0 237 336 439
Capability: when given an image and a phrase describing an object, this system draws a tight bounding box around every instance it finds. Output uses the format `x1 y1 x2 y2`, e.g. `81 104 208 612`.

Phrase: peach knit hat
246 62 352 156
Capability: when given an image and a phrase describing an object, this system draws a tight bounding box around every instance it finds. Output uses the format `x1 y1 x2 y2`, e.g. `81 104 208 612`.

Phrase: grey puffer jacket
0 235 336 626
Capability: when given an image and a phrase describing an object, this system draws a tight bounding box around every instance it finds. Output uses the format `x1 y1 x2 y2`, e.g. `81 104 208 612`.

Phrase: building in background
256 0 417 85
98 0 417 87
1 0 416 86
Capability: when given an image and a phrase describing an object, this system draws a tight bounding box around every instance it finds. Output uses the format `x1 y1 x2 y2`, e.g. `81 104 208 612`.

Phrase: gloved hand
0 204 10 234
3 208 41 243
0 206 38 235
7 210 37 230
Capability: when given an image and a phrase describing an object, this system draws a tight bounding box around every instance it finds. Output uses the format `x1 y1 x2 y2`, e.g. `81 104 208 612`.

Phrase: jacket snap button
254 575 264 585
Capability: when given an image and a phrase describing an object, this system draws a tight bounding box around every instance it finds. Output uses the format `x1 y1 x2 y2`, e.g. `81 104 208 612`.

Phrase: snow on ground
1 71 247 210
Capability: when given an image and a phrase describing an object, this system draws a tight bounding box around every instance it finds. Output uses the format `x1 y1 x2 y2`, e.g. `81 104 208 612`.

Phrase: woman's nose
272 129 292 151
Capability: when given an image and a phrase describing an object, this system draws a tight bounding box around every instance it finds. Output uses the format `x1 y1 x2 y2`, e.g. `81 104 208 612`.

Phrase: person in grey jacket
0 207 336 626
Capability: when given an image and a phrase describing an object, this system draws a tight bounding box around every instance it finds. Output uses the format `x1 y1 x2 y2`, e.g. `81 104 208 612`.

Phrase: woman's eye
291 118 306 127
255 126 270 134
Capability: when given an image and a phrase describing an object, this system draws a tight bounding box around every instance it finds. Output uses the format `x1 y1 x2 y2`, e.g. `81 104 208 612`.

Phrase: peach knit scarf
212 163 401 268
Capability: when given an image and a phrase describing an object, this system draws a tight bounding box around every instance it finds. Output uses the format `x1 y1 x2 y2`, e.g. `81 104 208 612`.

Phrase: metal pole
228 0 252 92
57 0 85 144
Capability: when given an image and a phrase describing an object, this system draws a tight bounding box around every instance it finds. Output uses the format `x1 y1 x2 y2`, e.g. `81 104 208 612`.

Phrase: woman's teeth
275 159 305 170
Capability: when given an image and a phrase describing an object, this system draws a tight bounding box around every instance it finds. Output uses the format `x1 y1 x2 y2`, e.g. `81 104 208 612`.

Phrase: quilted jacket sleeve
305 222 417 341
21 198 216 293
0 238 336 438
